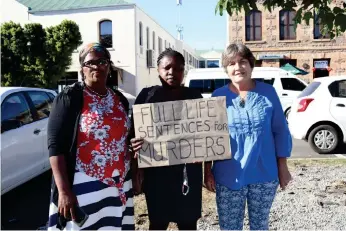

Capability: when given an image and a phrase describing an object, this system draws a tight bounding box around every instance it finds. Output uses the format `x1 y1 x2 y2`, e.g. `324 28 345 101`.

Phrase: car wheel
285 108 291 121
308 125 339 154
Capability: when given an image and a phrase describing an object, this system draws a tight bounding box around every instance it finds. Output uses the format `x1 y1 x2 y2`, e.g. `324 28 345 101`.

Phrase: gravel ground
134 159 346 230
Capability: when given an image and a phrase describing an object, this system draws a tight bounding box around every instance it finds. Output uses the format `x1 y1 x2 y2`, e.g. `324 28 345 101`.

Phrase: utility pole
176 0 183 41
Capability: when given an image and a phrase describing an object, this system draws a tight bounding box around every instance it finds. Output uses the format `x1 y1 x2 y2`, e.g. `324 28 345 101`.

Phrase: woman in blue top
204 43 292 230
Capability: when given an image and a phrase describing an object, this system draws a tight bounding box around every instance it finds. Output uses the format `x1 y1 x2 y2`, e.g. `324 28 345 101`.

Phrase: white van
184 67 308 119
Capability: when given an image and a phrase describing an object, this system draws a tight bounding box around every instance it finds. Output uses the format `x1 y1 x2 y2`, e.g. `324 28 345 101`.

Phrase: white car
1 87 57 195
288 76 346 154
184 67 307 119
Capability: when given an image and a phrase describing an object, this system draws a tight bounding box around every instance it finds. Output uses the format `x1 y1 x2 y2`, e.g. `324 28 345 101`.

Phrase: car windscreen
298 82 321 98
188 79 231 94
254 78 275 85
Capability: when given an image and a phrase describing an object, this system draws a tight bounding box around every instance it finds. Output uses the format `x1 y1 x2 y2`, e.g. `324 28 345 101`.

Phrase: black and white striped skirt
47 170 134 230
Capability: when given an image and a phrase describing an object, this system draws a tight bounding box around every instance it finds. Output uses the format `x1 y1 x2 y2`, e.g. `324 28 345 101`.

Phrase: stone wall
227 0 346 81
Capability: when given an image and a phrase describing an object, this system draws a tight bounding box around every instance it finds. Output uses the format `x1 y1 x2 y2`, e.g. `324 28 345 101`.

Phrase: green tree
1 20 82 88
215 0 346 38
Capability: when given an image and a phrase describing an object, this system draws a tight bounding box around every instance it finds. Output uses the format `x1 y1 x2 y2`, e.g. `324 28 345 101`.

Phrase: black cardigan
47 82 129 205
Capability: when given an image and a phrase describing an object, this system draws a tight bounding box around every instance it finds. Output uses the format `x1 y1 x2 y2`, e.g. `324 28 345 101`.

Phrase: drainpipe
134 5 139 95
27 7 31 20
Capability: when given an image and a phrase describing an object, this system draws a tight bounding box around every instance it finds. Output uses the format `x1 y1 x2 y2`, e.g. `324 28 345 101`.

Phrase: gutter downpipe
134 5 139 96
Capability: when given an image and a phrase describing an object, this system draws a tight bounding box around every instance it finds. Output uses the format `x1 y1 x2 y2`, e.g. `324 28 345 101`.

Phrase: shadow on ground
1 170 52 230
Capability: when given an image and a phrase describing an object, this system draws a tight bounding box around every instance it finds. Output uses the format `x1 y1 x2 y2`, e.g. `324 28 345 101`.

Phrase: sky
132 0 226 51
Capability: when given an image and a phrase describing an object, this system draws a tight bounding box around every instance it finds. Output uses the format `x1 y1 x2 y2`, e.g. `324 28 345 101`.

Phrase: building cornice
29 3 135 14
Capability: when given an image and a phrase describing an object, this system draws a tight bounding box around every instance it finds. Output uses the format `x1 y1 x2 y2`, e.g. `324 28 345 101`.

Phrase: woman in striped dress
47 43 134 230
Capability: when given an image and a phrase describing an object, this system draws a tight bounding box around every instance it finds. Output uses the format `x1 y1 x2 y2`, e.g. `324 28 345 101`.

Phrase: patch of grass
288 158 346 168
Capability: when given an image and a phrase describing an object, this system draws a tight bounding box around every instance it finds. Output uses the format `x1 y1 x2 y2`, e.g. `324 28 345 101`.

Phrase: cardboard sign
132 97 231 168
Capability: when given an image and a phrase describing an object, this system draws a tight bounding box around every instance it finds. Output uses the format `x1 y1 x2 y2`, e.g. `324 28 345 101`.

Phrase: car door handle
282 93 288 96
336 104 345 107
33 129 41 135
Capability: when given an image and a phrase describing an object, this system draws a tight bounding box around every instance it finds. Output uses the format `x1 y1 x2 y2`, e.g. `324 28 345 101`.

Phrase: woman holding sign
130 48 203 230
204 43 292 230
47 43 134 230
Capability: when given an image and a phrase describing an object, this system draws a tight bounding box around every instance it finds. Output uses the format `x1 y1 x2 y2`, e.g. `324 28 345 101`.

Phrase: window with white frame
207 60 220 68
146 27 150 49
139 22 143 46
99 20 112 48
279 10 296 40
199 60 206 68
245 10 262 41
158 37 162 54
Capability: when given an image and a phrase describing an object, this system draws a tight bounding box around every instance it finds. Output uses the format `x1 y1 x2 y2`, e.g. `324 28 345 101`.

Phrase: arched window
99 20 112 48
158 37 162 54
146 27 150 49
152 31 156 51
245 10 262 41
139 22 143 46
279 10 296 40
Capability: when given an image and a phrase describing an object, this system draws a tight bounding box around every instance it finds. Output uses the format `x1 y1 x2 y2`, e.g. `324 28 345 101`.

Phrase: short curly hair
221 43 256 70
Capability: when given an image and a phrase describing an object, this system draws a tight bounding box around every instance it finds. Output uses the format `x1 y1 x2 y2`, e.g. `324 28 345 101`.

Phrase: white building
1 0 200 96
196 49 223 69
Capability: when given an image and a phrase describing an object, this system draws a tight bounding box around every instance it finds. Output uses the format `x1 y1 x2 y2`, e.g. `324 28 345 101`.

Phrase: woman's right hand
130 137 144 158
58 190 78 220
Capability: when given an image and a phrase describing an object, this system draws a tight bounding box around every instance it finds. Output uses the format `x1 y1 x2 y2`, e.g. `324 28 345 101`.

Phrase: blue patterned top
212 81 292 190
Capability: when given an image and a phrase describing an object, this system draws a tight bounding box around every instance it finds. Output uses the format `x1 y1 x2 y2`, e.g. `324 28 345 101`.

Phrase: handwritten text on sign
132 97 231 168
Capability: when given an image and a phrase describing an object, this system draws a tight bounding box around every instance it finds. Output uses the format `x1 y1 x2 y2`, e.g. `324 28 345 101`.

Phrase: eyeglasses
82 58 109 68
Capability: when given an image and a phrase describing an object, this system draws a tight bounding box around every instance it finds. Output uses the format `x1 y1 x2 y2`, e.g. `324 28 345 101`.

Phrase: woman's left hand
278 159 292 190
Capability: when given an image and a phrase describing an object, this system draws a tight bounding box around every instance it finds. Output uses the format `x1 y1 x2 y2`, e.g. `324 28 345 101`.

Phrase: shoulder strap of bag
144 86 160 103
136 86 160 104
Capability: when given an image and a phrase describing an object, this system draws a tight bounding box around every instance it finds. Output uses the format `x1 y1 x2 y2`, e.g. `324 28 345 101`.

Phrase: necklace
239 97 246 108
229 80 256 108
85 85 109 98
229 84 247 108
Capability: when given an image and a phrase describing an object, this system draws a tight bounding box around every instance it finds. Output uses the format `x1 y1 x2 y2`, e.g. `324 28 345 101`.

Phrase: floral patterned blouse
75 87 131 204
